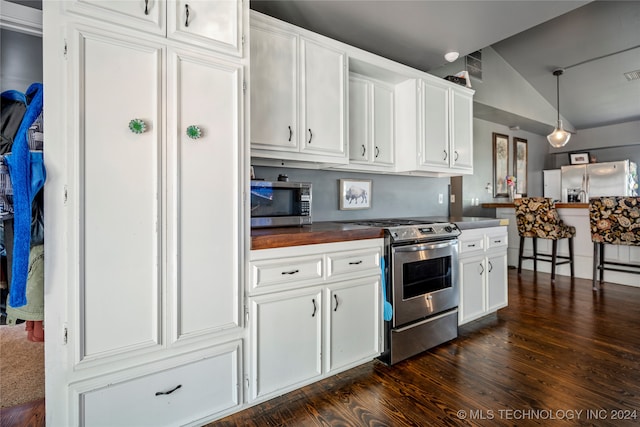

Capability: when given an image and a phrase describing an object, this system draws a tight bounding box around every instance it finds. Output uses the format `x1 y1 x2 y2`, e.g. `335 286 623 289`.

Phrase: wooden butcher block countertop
250 216 508 250
250 222 384 250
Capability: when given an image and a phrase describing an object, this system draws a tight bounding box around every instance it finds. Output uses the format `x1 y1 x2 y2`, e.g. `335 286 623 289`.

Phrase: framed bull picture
339 179 372 210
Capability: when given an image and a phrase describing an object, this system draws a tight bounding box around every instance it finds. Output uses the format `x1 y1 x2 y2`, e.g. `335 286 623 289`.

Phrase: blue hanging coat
6 82 46 307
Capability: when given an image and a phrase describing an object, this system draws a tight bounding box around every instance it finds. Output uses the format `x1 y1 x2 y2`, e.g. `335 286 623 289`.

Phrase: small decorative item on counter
186 125 202 139
506 175 517 201
128 118 146 134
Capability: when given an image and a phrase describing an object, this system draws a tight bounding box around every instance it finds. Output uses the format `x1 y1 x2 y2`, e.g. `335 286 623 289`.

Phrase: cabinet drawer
459 236 484 254
326 248 381 279
81 342 241 426
251 255 324 291
486 232 508 250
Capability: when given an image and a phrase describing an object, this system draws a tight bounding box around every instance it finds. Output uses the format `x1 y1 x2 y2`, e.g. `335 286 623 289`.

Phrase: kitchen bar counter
251 217 508 249
482 202 588 209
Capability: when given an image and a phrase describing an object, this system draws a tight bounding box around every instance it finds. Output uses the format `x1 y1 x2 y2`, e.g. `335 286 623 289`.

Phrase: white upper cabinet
449 87 474 171
419 78 473 174
299 38 347 158
65 0 243 56
394 77 474 176
250 12 348 165
250 24 297 150
347 74 394 170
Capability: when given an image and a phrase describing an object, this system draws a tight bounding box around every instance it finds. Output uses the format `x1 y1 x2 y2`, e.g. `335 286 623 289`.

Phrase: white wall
0 28 42 92
253 166 451 221
549 121 640 168
465 118 549 216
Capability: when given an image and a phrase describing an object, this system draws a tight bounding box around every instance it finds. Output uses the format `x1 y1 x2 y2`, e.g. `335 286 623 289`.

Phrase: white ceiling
250 0 640 133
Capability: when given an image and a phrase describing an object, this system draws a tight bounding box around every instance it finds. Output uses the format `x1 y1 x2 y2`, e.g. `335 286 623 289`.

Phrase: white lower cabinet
458 227 508 325
78 341 242 426
249 287 323 400
248 239 383 403
326 278 380 372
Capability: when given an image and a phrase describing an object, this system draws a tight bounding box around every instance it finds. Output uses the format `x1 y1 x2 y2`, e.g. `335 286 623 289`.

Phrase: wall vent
465 50 482 81
623 70 640 81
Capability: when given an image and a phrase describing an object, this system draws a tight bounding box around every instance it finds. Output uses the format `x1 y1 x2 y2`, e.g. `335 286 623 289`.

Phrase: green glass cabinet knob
186 125 202 139
129 119 146 134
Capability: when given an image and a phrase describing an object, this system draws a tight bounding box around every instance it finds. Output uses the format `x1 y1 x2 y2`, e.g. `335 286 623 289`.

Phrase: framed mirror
514 137 528 196
492 132 509 197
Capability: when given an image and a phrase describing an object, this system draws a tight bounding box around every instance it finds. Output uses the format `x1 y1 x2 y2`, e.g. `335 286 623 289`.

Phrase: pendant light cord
556 73 560 121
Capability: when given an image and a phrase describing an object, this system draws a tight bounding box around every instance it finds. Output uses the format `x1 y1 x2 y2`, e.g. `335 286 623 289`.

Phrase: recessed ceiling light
444 51 459 62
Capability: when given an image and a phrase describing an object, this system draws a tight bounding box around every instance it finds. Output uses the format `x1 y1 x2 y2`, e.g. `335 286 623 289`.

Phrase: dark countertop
251 216 507 250
482 202 588 209
251 222 384 250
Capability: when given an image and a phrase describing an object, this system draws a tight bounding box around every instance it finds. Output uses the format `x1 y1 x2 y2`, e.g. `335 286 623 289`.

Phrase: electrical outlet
438 194 443 204
451 194 456 203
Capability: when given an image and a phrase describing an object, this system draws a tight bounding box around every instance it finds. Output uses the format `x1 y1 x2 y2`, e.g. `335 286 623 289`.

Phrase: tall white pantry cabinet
42 1 247 425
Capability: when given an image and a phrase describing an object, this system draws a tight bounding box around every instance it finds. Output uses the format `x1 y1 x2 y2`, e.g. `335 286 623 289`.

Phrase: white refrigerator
560 160 638 200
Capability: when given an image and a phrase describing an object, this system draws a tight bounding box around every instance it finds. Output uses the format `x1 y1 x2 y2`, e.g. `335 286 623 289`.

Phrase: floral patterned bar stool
514 197 576 280
589 197 640 291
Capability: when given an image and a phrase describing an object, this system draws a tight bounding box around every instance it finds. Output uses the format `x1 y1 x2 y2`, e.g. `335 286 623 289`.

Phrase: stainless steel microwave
250 180 312 228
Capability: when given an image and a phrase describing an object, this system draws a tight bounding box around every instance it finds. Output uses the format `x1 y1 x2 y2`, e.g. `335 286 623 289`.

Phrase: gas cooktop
347 217 460 243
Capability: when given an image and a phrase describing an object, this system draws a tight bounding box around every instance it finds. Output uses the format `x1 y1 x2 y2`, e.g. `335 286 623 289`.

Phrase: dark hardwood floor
3 270 639 426
212 269 640 426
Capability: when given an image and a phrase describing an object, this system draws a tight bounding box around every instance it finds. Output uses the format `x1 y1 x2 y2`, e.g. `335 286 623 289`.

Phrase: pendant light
547 68 571 147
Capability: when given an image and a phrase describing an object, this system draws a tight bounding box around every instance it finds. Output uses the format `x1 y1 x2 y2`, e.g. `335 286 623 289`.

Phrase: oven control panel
388 223 460 243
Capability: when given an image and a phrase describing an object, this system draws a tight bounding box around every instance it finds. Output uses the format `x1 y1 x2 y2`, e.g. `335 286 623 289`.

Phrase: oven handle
393 239 457 253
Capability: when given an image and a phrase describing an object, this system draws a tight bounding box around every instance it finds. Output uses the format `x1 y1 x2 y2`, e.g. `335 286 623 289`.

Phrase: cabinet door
299 38 346 158
487 252 508 312
450 88 473 171
459 255 486 325
65 0 165 35
372 83 394 165
168 0 243 57
348 76 370 162
250 288 323 400
250 25 297 150
74 29 163 360
326 278 380 372
167 48 242 342
420 80 449 168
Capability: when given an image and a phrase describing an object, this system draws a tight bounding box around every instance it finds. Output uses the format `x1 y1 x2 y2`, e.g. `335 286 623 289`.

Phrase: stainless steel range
351 218 461 365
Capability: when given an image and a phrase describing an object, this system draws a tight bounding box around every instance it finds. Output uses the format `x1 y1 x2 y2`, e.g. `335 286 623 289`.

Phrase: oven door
391 239 459 327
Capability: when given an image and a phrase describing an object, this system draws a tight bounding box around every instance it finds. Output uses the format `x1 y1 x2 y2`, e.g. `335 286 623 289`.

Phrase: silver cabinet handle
308 129 313 144
333 294 339 312
348 260 363 265
488 261 493 272
479 263 484 275
288 126 292 142
443 150 447 161
144 0 149 15
375 146 380 158
311 298 317 317
281 269 299 275
155 384 181 396
454 151 459 161
494 240 502 244
361 144 366 156
185 4 190 27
